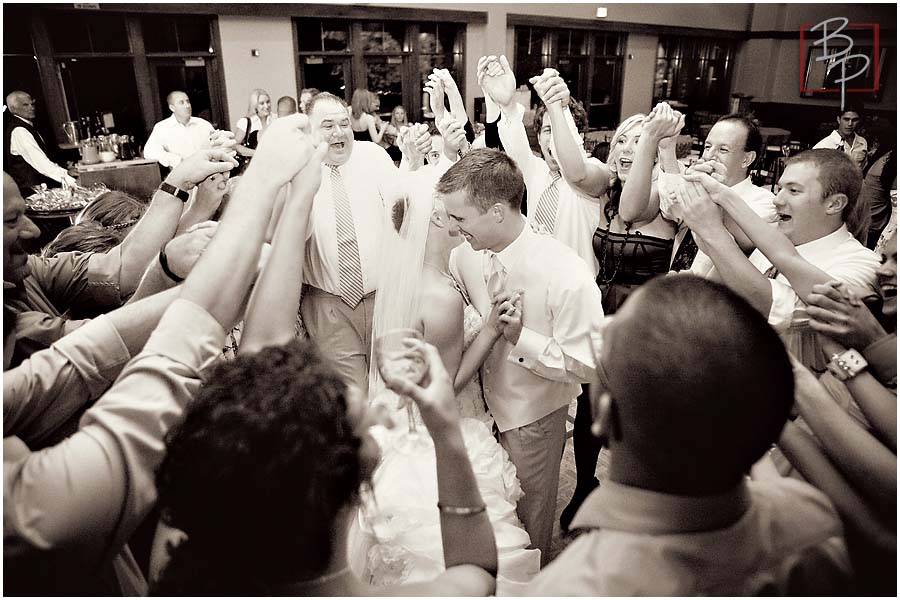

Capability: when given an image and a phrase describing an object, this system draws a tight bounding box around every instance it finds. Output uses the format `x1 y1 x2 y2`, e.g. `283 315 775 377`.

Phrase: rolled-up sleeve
4 314 131 447
507 275 603 383
27 247 123 313
4 299 224 573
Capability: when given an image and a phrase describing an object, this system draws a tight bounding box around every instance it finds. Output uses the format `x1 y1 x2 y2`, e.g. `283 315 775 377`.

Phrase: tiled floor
547 400 610 563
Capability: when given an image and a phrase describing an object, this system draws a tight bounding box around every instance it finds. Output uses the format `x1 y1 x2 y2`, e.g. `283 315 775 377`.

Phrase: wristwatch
826 349 868 381
158 181 190 203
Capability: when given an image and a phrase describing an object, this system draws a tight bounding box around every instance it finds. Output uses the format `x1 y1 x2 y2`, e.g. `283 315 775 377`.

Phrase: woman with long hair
234 88 273 158
348 173 540 592
349 88 387 144
380 104 408 164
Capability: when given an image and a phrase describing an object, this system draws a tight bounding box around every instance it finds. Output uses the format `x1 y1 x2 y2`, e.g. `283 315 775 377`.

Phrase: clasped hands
487 288 525 345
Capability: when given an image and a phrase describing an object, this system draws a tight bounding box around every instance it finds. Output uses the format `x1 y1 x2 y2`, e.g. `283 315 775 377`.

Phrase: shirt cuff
143 299 226 373
767 280 795 333
508 326 545 367
87 245 124 305
53 314 132 396
862 333 897 386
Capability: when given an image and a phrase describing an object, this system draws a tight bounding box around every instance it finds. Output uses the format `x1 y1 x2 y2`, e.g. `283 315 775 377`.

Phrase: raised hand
807 280 886 350
165 148 240 191
246 113 315 188
529 68 570 107
382 339 461 439
642 102 682 143
162 221 218 280
497 290 524 345
289 142 329 211
676 178 726 237
423 75 446 123
208 130 237 154
433 69 467 124
400 123 431 161
682 169 739 206
439 115 468 158
192 171 229 216
477 55 517 107
686 158 728 184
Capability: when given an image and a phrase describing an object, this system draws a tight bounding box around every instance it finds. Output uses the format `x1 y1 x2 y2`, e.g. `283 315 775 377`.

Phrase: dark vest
4 116 59 194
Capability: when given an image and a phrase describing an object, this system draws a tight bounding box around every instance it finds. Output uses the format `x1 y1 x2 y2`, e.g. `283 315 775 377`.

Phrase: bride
348 171 541 592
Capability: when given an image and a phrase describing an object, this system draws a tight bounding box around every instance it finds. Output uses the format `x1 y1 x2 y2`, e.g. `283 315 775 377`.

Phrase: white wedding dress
348 305 541 594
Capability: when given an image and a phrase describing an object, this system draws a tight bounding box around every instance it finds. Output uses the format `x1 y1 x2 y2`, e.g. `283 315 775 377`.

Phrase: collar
492 218 531 270
796 224 852 254
13 115 33 126
168 114 196 127
730 175 756 193
571 479 752 535
830 130 858 146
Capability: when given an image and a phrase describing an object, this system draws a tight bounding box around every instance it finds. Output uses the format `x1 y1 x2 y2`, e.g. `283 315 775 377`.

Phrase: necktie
485 252 507 298
533 171 563 234
329 165 365 308
670 230 699 272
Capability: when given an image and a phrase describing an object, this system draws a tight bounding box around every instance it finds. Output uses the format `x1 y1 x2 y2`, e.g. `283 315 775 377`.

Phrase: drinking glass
374 328 429 452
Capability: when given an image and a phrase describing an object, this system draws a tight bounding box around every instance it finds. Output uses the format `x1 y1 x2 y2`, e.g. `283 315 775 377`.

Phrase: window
653 36 736 115
514 26 625 129
295 18 465 121
45 11 130 54
141 15 212 53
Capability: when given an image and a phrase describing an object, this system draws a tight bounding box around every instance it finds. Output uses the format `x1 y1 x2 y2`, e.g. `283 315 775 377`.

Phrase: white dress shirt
687 176 777 278
234 114 274 137
303 141 402 295
750 224 879 332
9 117 71 184
450 222 603 432
497 103 601 277
143 114 214 168
814 130 868 169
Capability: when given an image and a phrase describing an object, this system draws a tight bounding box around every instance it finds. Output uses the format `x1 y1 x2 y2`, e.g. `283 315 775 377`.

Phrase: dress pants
499 405 568 566
300 286 376 394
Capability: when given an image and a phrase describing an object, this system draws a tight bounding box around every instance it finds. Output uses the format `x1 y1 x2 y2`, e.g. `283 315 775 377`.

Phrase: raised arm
480 56 545 175
384 341 497 596
531 69 610 198
686 170 835 302
678 178 776 317
240 142 328 353
453 294 506 394
115 148 237 297
619 103 682 224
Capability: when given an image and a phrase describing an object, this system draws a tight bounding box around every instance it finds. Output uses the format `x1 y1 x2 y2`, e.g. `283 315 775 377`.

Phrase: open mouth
330 141 346 150
881 284 897 298
776 213 792 223
618 158 632 169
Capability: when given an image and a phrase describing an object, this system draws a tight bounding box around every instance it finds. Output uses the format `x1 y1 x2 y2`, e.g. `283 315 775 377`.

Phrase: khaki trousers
300 286 376 394
499 405 568 566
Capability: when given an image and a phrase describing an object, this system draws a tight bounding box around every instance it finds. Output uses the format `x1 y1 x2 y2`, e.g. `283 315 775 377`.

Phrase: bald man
4 91 76 194
143 90 213 168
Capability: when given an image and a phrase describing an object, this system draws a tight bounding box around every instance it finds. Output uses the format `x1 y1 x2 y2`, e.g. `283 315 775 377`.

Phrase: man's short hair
277 96 297 113
532 97 588 140
5 90 28 108
603 275 794 489
715 113 762 165
435 148 525 213
306 92 348 117
786 148 864 232
837 102 863 119
166 90 187 107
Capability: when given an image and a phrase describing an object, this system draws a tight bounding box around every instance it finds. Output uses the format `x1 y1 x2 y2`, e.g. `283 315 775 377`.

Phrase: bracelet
158 247 184 283
437 502 487 516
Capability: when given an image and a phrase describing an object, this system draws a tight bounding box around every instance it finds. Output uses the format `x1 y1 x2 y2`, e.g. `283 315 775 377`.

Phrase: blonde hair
606 114 646 184
245 88 270 118
350 89 374 120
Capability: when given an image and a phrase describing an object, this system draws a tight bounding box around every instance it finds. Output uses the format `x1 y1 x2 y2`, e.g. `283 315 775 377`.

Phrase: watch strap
158 181 190 202
826 349 868 381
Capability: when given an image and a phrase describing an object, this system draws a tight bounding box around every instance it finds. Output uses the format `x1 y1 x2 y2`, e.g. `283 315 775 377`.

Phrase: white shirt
303 141 402 295
234 114 273 137
498 103 601 277
9 116 71 183
687 176 777 278
450 222 603 432
750 224 879 332
143 114 214 168
814 130 868 170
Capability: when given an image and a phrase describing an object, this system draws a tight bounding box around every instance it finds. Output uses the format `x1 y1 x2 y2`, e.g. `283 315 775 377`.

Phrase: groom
439 149 603 564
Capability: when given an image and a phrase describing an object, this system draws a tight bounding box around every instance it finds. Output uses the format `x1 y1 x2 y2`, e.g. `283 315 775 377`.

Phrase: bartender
4 91 76 195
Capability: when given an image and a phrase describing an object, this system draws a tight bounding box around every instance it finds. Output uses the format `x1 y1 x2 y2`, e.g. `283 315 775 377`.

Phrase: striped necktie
533 170 563 234
484 252 507 298
329 165 365 308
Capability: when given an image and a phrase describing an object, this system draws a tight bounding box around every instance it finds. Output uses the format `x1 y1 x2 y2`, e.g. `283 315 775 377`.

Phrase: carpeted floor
547 399 610 563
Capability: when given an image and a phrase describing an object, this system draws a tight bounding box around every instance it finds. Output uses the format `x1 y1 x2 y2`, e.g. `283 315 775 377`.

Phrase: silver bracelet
437 502 486 516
